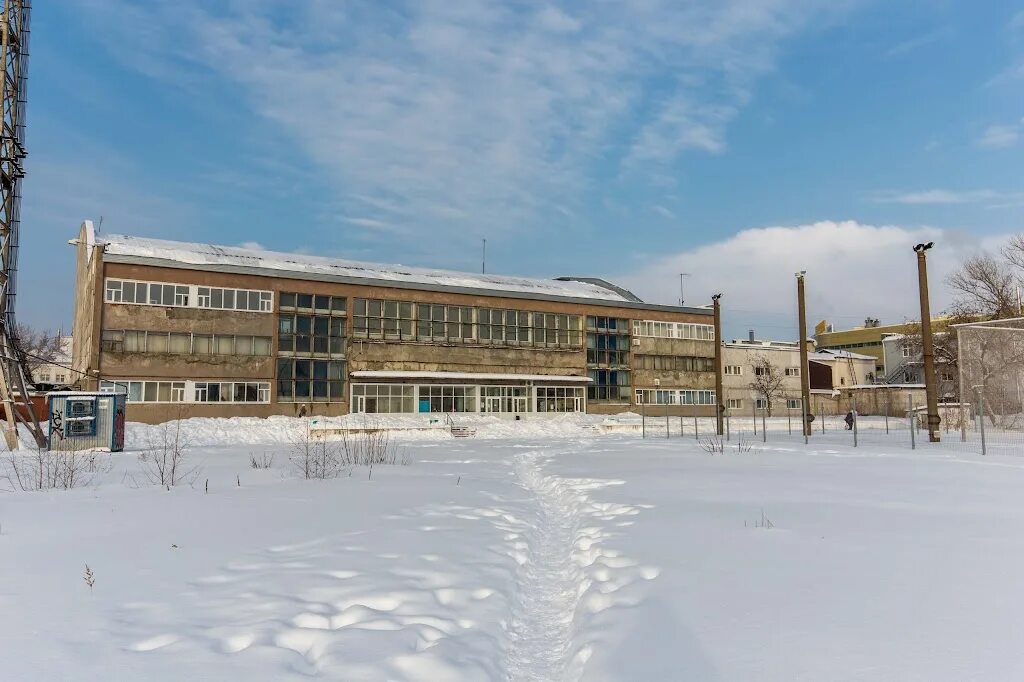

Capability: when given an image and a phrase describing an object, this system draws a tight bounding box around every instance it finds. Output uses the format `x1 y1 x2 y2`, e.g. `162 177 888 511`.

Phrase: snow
350 370 591 382
4 415 1024 680
101 233 637 303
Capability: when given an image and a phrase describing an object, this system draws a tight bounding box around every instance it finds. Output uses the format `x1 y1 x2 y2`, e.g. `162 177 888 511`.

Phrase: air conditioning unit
632 338 641 347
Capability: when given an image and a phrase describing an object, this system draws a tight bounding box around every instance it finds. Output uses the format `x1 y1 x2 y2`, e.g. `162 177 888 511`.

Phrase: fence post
908 394 915 450
752 402 757 434
820 400 825 434
801 397 808 445
852 394 858 448
726 409 731 441
975 386 986 456
884 391 889 435
665 413 669 439
787 407 792 435
693 407 698 441
761 409 767 443
679 413 683 438
641 398 646 439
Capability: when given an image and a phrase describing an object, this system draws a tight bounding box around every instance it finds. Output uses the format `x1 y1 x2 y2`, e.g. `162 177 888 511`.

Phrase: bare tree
290 419 344 479
946 253 1020 319
1 444 101 491
14 324 67 382
748 354 785 416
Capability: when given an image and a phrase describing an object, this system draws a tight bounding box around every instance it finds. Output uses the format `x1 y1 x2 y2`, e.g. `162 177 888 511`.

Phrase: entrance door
484 396 502 413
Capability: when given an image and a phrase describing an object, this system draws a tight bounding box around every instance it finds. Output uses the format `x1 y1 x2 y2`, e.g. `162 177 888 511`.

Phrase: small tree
140 413 198 487
748 354 785 416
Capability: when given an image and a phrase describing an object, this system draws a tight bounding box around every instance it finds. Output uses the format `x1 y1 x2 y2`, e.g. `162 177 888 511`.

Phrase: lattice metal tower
0 0 44 449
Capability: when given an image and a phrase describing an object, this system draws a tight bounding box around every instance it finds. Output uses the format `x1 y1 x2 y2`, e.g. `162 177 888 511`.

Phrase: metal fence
635 401 1022 456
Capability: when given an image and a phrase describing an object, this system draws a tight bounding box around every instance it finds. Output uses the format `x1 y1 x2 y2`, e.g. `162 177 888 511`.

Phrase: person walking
844 410 855 430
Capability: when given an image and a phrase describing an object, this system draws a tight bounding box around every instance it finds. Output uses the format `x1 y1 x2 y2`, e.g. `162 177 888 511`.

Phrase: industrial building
70 222 718 423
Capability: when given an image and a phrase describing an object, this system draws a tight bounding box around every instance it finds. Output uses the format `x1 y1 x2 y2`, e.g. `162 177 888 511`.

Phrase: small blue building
47 392 126 452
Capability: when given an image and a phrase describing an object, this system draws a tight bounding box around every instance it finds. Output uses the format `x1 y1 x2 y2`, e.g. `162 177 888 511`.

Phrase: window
724 365 742 375
587 316 631 402
106 279 273 311
277 358 345 402
635 355 715 372
536 386 584 412
101 380 186 402
635 389 715 405
479 386 531 413
350 384 415 413
755 398 768 410
198 286 273 312
417 385 477 412
784 367 800 377
37 371 51 382
786 398 802 409
102 330 270 357
901 345 911 358
727 398 743 409
754 366 771 377
279 313 345 355
101 330 124 352
55 373 67 383
588 369 630 402
632 320 715 340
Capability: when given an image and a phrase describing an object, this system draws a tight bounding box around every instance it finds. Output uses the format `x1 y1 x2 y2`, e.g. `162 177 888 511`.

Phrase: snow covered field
3 417 1024 681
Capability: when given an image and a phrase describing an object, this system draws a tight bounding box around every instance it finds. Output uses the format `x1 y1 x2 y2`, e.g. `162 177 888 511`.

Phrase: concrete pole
712 294 724 435
914 243 941 442
796 272 813 436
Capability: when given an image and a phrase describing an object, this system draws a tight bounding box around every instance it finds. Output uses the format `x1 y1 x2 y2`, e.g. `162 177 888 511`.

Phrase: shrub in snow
338 422 410 467
140 416 200 487
290 419 345 479
2 445 103 491
699 436 725 454
249 452 274 470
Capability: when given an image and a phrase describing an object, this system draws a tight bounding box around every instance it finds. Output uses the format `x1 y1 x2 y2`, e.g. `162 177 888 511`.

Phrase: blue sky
20 0 1024 339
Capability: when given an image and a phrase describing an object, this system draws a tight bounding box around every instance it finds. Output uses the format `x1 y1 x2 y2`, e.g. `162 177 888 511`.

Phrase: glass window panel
169 333 190 353
211 288 223 308
281 292 296 308
294 359 311 379
295 335 311 352
332 296 347 312
296 315 311 333
148 333 168 353
253 337 271 355
236 290 248 310
297 294 313 309
223 289 235 309
234 336 252 355
248 293 260 311
156 382 171 402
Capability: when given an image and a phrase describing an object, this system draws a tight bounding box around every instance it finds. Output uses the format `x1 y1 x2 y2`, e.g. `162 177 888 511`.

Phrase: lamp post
712 293 724 435
914 242 940 442
795 272 812 437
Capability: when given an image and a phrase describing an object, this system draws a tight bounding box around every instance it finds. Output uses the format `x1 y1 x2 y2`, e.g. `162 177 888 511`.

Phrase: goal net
956 317 1024 435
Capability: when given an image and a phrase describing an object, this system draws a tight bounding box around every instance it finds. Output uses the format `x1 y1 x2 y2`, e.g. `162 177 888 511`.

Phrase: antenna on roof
679 273 690 306
482 238 486 275
96 216 104 234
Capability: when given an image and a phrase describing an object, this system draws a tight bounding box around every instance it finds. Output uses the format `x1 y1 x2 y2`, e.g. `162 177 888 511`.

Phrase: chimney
748 329 755 343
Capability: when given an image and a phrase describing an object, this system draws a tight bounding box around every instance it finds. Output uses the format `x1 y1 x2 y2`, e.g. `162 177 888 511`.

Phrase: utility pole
796 271 812 437
712 293 724 435
914 242 940 442
679 273 690 307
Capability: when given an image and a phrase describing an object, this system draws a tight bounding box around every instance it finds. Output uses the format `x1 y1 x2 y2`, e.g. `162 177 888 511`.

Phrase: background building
722 332 875 416
71 222 718 423
815 316 962 379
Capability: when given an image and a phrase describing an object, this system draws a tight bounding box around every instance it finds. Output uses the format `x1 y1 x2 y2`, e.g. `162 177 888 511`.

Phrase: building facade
721 335 875 415
70 222 719 423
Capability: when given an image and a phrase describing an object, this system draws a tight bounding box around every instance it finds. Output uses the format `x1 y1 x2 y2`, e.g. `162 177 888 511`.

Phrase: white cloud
73 0 858 240
978 122 1021 149
237 241 265 251
616 221 1006 337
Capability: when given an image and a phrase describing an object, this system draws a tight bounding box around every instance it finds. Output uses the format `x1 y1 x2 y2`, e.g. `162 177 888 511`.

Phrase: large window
197 286 273 312
194 381 270 403
105 278 274 313
101 330 271 356
100 380 270 404
350 384 415 413
635 354 715 372
536 386 584 412
350 298 583 348
280 292 347 315
99 380 186 403
632 320 715 341
588 369 629 402
417 385 477 412
278 313 345 355
635 389 715 405
277 359 345 403
105 280 189 307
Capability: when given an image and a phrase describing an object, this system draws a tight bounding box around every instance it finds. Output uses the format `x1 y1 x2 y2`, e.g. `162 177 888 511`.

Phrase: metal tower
0 0 44 449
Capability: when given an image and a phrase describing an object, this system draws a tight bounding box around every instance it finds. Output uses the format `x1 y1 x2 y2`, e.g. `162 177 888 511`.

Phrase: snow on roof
351 371 592 383
811 349 876 361
101 234 639 304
